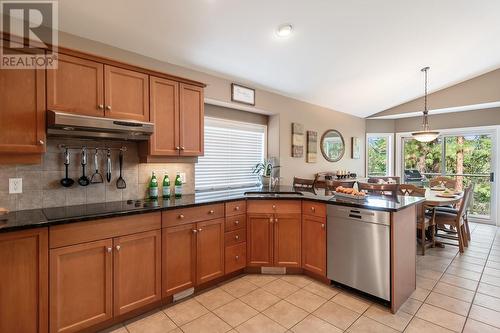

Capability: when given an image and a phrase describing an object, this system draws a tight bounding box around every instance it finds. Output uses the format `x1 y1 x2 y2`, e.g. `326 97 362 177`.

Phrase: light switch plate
178 172 186 184
9 178 22 194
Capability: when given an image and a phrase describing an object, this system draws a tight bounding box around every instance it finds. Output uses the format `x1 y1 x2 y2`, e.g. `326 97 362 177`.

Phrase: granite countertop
0 185 424 233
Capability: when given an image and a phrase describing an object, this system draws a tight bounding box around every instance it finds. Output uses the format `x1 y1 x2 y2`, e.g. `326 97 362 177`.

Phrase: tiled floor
102 223 500 333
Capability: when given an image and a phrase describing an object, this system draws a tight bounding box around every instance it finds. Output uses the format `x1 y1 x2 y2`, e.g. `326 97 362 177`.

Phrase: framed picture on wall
351 137 361 159
231 83 255 105
307 131 317 163
291 123 304 157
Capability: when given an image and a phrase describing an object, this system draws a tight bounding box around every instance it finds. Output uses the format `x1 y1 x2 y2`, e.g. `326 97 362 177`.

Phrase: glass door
402 131 496 223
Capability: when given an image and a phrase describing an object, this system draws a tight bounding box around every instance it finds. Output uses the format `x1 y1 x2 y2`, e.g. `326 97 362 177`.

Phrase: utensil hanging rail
57 144 127 152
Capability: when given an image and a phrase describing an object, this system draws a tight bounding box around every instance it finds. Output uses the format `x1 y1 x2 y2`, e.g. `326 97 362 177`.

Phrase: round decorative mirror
320 130 345 162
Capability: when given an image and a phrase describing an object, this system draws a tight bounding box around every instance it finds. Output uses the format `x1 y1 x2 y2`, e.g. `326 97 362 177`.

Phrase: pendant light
411 67 439 142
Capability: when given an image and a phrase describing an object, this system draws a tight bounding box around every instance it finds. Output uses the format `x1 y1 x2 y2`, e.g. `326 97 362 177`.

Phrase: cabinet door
179 83 204 156
274 213 302 267
247 213 274 267
302 215 326 276
148 76 179 156
196 218 224 284
49 239 113 333
47 54 104 117
0 50 45 154
162 223 196 296
113 230 161 316
0 228 48 333
104 65 149 121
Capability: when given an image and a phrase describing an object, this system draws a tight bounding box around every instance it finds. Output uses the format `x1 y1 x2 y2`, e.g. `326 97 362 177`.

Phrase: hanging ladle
60 148 75 188
78 148 90 186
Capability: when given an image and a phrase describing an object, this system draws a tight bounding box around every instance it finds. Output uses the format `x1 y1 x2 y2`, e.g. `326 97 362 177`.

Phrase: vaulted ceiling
56 0 500 117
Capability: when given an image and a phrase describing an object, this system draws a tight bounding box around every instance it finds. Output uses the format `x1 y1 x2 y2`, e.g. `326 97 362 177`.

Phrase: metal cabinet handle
234 220 239 225
97 104 104 110
235 235 239 240
272 205 276 209
105 105 111 110
269 217 274 223
311 206 316 212
106 247 112 253
180 146 185 150
235 255 239 260
116 245 121 251
192 229 198 234
176 146 180 150
198 228 202 232
275 218 279 223
235 206 240 211
321 224 325 229
178 214 184 219
209 210 214 214
38 140 44 145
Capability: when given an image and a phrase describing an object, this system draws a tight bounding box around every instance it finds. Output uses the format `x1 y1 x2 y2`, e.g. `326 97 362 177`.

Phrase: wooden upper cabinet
179 83 204 156
148 76 179 156
0 228 48 333
104 65 149 121
162 223 196 297
49 239 113 333
196 219 224 284
274 213 301 267
47 54 104 117
0 52 46 155
302 215 326 276
113 230 161 316
247 214 274 267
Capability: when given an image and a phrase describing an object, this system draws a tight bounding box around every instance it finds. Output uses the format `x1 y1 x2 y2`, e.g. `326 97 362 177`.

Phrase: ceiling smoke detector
275 24 293 38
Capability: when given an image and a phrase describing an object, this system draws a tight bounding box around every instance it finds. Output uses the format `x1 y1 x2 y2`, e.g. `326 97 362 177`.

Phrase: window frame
195 116 267 192
365 133 394 177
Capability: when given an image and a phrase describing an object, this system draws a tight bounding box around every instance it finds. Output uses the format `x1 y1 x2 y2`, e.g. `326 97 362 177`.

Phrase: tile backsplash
0 138 195 211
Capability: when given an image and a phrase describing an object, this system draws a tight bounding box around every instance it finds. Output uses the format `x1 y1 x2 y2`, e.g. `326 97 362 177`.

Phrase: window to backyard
367 134 392 177
195 117 266 192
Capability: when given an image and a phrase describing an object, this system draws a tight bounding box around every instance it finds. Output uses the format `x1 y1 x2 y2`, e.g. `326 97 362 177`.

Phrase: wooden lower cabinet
113 230 161 316
50 239 113 333
162 223 197 296
0 228 48 333
196 219 224 284
247 213 274 266
225 242 246 274
302 214 327 276
274 213 302 267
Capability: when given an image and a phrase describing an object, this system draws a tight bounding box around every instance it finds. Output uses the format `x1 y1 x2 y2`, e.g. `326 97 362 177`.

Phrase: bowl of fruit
334 186 367 200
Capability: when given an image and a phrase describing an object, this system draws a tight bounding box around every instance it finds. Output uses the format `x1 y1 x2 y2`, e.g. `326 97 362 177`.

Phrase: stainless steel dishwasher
327 205 390 301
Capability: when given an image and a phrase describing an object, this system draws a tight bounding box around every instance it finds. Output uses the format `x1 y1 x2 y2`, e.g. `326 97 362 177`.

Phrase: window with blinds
195 117 266 192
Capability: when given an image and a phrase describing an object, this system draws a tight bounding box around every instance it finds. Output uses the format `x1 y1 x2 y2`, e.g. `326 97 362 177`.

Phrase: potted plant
252 160 275 186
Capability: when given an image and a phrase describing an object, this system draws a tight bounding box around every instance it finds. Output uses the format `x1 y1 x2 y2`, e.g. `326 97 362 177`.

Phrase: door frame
396 125 499 226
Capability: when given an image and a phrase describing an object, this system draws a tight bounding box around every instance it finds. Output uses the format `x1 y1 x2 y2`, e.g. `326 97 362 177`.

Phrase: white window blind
195 117 266 191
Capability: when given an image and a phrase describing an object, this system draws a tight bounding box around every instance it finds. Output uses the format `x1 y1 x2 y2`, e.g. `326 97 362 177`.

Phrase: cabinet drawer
225 200 246 217
225 229 246 246
225 242 246 274
162 204 224 227
302 201 326 218
247 200 301 214
49 212 161 248
225 214 246 232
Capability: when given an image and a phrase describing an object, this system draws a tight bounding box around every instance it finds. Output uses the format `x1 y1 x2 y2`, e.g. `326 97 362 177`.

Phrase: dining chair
433 185 473 253
325 179 355 190
357 182 399 197
293 177 316 194
435 184 473 242
429 176 457 189
398 184 435 255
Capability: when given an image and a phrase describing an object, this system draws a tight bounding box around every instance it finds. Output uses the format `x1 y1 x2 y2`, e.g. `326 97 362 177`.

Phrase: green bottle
162 174 170 199
149 172 158 199
174 172 183 198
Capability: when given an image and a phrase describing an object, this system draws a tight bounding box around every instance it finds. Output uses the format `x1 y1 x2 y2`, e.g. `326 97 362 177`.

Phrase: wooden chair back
429 176 457 189
357 182 399 197
458 185 474 219
398 184 426 197
325 179 355 191
293 177 316 194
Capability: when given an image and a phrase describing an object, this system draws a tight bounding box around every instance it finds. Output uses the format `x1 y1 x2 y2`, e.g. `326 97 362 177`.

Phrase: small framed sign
231 83 255 105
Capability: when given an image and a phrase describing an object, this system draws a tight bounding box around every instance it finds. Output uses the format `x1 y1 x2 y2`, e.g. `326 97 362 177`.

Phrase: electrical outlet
9 178 22 194
178 172 187 184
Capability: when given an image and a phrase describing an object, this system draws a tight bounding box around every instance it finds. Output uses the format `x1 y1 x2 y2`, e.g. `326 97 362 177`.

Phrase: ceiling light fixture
411 66 439 142
275 24 293 38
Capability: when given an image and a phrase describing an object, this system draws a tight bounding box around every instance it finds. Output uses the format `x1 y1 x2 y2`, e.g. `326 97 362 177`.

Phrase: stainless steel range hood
47 110 154 141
